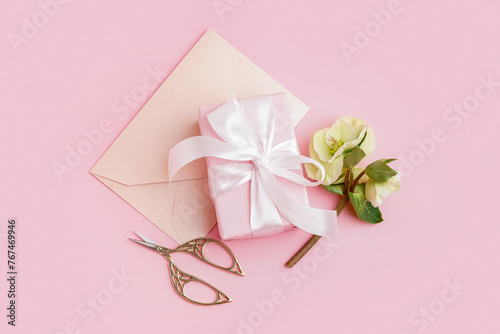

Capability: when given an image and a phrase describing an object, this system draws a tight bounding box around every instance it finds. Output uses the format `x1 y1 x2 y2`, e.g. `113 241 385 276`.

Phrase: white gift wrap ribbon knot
169 97 337 237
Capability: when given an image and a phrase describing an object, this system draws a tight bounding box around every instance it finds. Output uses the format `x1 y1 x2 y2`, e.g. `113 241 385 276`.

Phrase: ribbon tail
260 169 338 237
250 168 284 237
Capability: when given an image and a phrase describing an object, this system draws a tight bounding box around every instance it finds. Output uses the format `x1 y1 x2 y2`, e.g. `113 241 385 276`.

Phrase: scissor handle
170 238 244 276
165 255 232 306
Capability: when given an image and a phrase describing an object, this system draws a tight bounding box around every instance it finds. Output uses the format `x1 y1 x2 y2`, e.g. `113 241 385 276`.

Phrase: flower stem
343 169 351 194
285 193 350 268
350 170 366 192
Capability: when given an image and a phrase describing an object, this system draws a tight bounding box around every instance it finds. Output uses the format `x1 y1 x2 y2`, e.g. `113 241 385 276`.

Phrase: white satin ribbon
168 96 337 237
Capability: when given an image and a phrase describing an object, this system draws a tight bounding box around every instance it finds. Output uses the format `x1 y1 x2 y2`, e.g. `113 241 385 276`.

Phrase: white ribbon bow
169 96 337 237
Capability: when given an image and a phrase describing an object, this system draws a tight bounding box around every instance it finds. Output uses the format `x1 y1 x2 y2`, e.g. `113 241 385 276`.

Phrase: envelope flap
91 29 309 186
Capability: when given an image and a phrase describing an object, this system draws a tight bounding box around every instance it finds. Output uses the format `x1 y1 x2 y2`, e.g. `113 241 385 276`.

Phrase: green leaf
343 146 366 169
348 184 383 223
365 158 398 182
322 184 344 195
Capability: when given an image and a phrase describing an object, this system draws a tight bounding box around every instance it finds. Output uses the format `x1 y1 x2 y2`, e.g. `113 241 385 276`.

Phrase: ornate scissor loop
169 238 244 276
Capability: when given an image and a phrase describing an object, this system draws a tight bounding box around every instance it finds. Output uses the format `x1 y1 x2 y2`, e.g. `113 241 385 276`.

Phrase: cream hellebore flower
305 117 376 185
365 173 401 207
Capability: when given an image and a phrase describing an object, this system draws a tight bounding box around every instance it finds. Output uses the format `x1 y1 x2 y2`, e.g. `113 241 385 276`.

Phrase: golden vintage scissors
130 231 244 305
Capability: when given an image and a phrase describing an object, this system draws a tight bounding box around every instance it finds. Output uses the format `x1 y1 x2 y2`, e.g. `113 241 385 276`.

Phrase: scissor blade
133 231 157 244
129 238 157 250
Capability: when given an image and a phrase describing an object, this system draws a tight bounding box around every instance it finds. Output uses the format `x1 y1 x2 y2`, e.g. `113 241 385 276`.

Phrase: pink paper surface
2 1 500 334
198 93 308 240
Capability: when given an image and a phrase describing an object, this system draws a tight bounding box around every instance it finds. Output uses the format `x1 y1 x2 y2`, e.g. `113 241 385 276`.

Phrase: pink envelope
90 29 309 244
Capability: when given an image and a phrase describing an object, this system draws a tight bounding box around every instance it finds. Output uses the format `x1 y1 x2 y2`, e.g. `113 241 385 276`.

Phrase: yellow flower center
326 133 343 155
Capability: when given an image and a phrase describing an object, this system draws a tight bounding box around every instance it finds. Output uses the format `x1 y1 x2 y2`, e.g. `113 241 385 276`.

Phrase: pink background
2 0 500 333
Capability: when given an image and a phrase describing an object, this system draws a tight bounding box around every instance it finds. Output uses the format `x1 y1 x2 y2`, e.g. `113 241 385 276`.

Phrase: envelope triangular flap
91 29 308 186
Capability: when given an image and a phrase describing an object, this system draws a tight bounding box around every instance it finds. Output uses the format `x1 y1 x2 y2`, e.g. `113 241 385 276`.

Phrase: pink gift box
198 93 310 240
